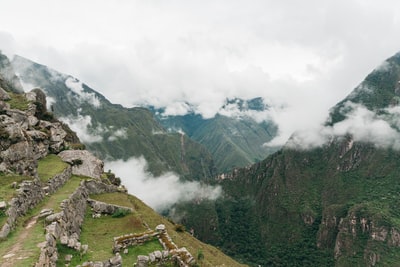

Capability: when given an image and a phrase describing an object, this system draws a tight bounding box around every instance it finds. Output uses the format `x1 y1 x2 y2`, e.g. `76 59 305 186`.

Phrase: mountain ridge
0 55 245 266
171 51 400 266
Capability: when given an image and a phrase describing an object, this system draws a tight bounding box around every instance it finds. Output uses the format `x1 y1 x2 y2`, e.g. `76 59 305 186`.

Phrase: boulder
109 252 122 265
58 150 104 179
65 254 73 263
137 255 149 267
39 208 53 218
148 252 156 262
154 250 162 260
81 244 89 254
46 222 61 239
155 224 166 233
0 87 10 100
0 223 11 239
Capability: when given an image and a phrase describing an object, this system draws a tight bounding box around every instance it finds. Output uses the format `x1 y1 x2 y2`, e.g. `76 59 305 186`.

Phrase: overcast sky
2 0 400 145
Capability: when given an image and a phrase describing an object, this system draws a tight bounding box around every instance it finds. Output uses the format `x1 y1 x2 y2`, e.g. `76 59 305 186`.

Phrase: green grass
0 174 31 202
122 239 164 264
0 174 32 226
44 175 84 212
87 192 246 267
37 154 69 182
6 92 31 111
0 175 85 266
56 243 90 267
78 209 147 266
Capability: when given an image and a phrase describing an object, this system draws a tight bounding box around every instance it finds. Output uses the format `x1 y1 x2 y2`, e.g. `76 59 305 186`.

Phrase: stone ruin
113 224 196 267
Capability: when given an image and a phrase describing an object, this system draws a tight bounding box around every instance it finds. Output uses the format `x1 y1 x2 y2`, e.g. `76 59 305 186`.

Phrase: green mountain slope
151 98 277 172
11 55 216 180
172 52 400 266
0 57 245 267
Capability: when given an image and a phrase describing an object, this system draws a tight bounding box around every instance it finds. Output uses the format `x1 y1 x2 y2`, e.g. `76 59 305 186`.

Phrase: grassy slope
82 192 247 267
1 171 243 266
154 112 277 173
37 154 69 182
12 55 216 181
0 175 86 267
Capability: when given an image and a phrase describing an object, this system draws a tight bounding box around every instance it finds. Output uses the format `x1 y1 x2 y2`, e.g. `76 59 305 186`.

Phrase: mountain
11 55 216 181
0 56 245 267
11 49 400 266
150 98 278 172
171 52 400 266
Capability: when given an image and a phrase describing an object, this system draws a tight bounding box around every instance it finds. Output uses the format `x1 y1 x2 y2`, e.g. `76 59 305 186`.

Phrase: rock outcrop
0 89 70 176
58 150 104 179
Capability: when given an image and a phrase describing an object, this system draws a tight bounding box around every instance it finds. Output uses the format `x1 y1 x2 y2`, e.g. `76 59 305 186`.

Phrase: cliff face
0 87 78 176
11 55 217 181
173 52 400 266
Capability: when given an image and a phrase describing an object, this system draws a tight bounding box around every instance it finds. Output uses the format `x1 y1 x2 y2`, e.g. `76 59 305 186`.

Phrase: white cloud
105 157 222 211
59 113 103 144
284 102 400 150
46 96 56 111
108 128 128 141
65 77 101 108
1 0 400 145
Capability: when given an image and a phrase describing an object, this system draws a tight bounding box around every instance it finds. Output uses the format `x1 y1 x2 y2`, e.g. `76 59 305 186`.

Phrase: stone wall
36 179 122 266
87 198 133 217
0 165 72 239
115 224 196 267
113 231 159 253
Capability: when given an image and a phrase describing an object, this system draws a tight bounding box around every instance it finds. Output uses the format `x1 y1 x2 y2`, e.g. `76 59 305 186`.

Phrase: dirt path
1 215 39 267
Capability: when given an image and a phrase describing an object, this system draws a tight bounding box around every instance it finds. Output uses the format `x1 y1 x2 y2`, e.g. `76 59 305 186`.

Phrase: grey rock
45 212 62 223
58 150 104 179
148 252 156 262
0 87 10 100
82 244 89 254
154 250 162 259
109 252 122 265
93 262 104 267
65 254 73 263
0 201 6 209
75 241 82 251
155 224 166 232
137 255 149 267
39 208 53 218
60 235 69 245
46 222 61 239
0 223 11 239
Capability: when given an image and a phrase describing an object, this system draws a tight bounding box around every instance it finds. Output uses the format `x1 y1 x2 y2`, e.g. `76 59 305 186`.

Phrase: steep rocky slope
0 58 244 266
150 98 277 173
11 55 216 181
172 52 400 266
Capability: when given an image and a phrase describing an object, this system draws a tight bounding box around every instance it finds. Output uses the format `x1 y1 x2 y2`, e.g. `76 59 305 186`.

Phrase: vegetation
152 108 278 173
6 92 31 111
111 207 131 218
37 154 69 182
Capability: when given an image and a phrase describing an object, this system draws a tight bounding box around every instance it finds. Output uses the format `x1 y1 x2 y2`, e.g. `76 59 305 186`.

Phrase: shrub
174 224 186 232
72 159 83 166
197 249 204 261
112 208 131 218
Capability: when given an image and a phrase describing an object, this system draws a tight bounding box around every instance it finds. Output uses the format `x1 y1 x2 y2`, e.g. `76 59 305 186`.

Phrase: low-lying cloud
65 77 101 108
105 157 222 211
59 113 103 144
59 112 128 144
284 101 400 150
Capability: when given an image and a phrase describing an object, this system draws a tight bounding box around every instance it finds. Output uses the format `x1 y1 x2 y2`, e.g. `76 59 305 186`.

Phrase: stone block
65 254 73 263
